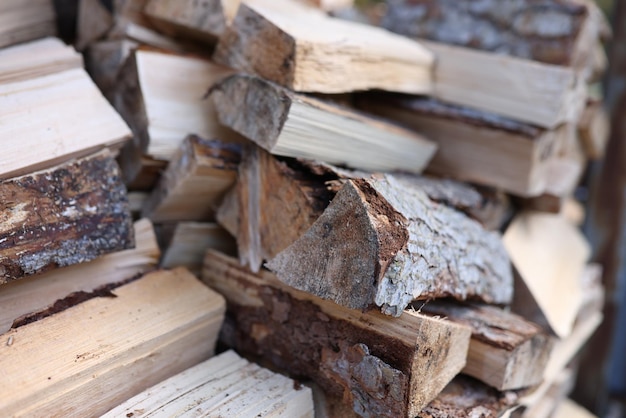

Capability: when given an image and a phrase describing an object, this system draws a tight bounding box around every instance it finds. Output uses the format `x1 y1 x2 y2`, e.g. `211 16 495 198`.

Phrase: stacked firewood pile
0 0 611 416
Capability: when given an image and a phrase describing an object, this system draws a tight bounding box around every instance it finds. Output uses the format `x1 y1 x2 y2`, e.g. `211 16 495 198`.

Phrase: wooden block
102 350 314 417
301 0 353 11
142 135 240 222
358 95 562 196
553 399 598 418
267 175 513 316
422 301 554 391
423 40 586 129
203 250 471 418
210 74 437 174
578 99 610 160
504 212 591 337
161 222 236 275
0 0 57 49
521 369 576 418
213 0 433 94
0 219 159 334
0 38 83 85
144 0 241 43
85 39 138 101
0 68 131 179
0 268 225 417
0 151 134 283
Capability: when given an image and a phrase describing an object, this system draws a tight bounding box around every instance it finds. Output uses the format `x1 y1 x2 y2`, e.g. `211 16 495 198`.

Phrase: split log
84 39 138 101
0 151 134 283
0 68 131 180
358 95 564 196
102 350 314 417
142 135 240 222
422 301 554 391
210 74 437 174
521 369 576 418
578 99 610 160
0 268 225 417
301 0 353 11
553 399 598 418
267 174 513 316
0 219 159 334
504 211 591 337
202 250 472 418
0 38 82 85
212 0 433 94
0 0 57 49
144 0 241 43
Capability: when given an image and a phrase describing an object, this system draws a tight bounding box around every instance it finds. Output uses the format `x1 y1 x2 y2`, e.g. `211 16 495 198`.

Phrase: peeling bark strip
267 175 513 316
421 301 554 391
202 250 471 418
0 151 134 283
212 0 433 94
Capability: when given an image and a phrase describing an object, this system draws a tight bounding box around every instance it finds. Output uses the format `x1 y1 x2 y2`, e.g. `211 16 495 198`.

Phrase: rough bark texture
267 175 513 316
0 151 134 284
381 0 587 66
202 250 471 418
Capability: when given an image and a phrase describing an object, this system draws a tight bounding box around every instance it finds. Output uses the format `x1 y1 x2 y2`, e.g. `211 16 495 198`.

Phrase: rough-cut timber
142 135 240 222
422 301 554 391
358 94 564 197
210 74 437 174
0 219 158 334
0 268 225 417
212 0 433 94
0 151 134 284
203 250 471 418
0 0 57 49
381 0 588 66
144 0 241 43
578 99 610 160
267 175 513 316
102 350 315 417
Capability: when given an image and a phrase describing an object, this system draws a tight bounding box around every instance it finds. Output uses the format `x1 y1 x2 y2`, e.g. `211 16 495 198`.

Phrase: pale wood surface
0 0 56 49
578 99 610 160
102 350 314 417
203 250 471 418
0 268 225 417
210 74 437 174
0 68 131 179
0 219 159 334
553 399 598 418
213 0 433 94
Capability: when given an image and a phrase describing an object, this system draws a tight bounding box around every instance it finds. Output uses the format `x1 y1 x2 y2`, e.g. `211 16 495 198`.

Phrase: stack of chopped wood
0 0 611 416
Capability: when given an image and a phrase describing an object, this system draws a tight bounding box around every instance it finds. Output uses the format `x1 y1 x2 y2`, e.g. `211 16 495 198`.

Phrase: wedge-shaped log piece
85 39 138 101
0 151 134 283
102 349 314 417
0 0 56 49
504 211 590 338
213 0 433 94
0 268 226 417
0 219 159 334
422 301 554 391
145 0 240 43
210 74 437 173
423 41 586 129
358 95 563 197
0 68 131 179
203 250 471 418
142 135 240 222
0 38 83 85
267 175 513 316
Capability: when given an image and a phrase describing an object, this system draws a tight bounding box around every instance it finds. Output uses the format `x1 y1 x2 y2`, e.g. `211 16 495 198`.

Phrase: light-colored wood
302 0 353 11
161 222 236 275
0 219 159 334
553 399 598 418
0 0 56 49
213 0 433 94
211 74 437 174
424 40 586 129
75 0 114 50
203 250 471 418
127 191 149 215
579 99 610 160
0 151 134 283
267 175 513 316
504 211 590 337
422 301 553 391
142 135 240 222
0 68 131 179
0 38 83 84
0 268 225 417
102 350 314 417
517 368 576 418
